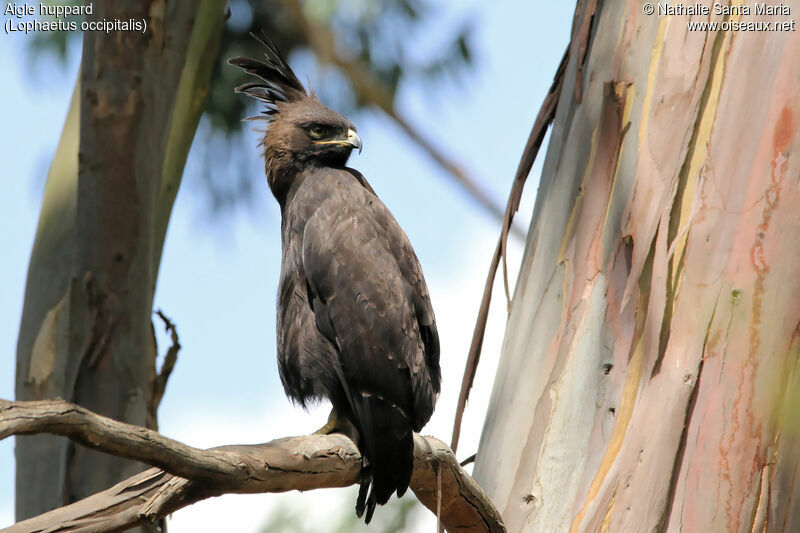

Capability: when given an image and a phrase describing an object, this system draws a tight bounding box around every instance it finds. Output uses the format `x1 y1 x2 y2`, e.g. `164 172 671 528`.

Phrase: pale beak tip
347 129 363 154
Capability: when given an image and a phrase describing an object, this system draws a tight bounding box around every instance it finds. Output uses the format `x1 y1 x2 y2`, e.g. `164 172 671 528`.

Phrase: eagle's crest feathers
227 33 307 119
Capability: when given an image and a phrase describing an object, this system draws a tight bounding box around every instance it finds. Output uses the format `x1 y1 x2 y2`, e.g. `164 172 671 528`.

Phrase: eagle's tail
351 395 414 524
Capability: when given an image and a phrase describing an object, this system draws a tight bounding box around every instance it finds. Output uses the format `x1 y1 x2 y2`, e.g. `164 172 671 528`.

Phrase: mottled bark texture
474 1 800 531
1 398 504 533
14 0 225 522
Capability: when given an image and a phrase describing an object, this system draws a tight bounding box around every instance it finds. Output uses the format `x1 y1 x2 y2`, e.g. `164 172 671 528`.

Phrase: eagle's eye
308 125 327 139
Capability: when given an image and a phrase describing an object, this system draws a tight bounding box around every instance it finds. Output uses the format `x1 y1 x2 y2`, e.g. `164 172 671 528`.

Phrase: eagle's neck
267 150 352 209
277 168 321 255
265 148 304 207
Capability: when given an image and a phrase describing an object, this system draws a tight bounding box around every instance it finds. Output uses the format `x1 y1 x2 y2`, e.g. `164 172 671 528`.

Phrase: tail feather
350 394 414 523
330 366 415 523
355 474 369 517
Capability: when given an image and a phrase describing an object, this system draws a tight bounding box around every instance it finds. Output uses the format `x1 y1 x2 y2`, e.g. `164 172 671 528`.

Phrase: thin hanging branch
449 49 568 454
0 398 505 533
449 0 601 455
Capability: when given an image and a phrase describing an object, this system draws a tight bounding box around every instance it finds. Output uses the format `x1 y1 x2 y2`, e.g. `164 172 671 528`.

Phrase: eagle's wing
301 171 438 509
362 192 440 427
342 168 441 424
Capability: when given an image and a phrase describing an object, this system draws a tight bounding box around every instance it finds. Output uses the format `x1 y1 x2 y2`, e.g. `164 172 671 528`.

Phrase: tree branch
1 398 505 533
279 0 525 241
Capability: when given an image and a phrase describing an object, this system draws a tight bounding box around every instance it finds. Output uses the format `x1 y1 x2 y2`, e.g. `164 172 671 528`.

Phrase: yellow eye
309 125 326 139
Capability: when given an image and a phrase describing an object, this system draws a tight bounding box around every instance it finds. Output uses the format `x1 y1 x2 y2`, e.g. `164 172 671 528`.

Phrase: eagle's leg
314 406 375 519
313 407 358 442
312 409 338 435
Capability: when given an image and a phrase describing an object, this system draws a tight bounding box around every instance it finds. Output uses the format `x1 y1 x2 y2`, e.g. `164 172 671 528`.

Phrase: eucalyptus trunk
474 2 800 531
15 0 225 522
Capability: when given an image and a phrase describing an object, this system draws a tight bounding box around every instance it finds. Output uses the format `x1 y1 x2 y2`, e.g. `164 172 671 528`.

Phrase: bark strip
450 47 568 454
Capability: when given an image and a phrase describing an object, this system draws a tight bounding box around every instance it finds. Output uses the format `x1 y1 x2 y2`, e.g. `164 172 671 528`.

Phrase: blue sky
0 2 572 530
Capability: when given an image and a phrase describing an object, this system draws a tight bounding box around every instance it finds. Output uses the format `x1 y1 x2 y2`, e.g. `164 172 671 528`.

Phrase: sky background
0 1 573 530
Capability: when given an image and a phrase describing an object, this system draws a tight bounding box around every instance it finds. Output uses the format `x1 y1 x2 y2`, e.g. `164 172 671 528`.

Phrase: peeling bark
474 1 800 531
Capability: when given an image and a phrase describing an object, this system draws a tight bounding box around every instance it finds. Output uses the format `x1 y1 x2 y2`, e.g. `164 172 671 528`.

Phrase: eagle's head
228 35 362 199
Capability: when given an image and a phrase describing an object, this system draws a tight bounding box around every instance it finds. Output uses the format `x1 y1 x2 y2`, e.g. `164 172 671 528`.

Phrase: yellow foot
313 418 338 435
313 408 358 440
313 407 343 435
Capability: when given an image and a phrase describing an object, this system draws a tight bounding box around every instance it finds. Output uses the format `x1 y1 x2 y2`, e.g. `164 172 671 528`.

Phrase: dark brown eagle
228 36 441 522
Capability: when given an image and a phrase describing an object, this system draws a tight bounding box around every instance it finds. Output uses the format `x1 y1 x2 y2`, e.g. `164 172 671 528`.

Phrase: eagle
229 37 441 522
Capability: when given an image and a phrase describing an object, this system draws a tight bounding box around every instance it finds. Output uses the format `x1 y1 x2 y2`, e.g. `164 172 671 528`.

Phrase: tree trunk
474 2 800 531
15 0 225 522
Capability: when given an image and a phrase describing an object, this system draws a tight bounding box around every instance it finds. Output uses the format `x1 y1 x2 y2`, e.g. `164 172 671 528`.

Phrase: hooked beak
346 129 362 154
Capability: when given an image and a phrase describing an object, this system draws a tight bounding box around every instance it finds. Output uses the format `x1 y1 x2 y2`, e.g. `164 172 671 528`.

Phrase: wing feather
299 170 438 510
302 177 438 426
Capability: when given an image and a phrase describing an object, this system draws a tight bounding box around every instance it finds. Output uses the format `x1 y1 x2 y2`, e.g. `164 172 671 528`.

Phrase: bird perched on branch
229 36 441 523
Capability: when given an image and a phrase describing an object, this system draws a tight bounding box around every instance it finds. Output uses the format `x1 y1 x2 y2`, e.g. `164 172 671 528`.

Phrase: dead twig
152 309 181 411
